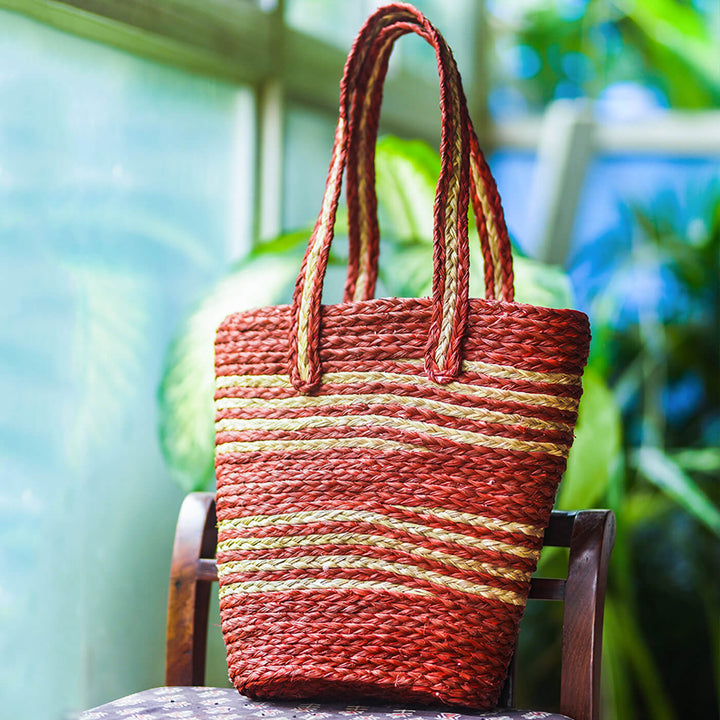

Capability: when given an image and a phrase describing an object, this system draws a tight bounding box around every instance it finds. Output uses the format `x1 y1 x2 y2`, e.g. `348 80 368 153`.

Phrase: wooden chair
80 492 615 720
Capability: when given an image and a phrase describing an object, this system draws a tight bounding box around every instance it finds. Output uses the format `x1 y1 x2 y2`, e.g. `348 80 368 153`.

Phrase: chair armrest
166 491 217 686
560 509 616 720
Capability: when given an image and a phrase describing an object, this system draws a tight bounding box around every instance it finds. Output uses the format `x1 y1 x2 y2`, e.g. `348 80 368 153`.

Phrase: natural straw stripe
216 374 291 389
217 533 532 582
216 414 568 457
216 361 582 388
296 117 347 383
470 153 503 299
434 58 464 370
217 555 525 606
456 359 580 386
352 26 395 302
218 510 540 559
216 372 580 412
215 393 572 433
216 437 427 456
218 577 434 599
392 505 543 537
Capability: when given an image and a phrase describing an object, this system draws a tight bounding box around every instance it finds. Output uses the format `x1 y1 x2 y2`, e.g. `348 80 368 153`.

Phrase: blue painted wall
0 12 251 718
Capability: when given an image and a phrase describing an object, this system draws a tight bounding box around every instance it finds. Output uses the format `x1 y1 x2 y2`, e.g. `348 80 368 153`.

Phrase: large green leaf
158 248 305 492
603 595 677 720
633 445 720 537
558 368 623 511
613 0 720 107
376 136 577 308
375 135 439 244
512 254 574 309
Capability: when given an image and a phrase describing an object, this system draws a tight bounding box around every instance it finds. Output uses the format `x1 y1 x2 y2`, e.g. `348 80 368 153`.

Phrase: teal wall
0 11 252 718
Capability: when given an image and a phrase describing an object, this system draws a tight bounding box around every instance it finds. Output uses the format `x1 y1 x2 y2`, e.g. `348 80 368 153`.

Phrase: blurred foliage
577 188 719 719
485 3 720 717
521 184 720 719
489 0 720 116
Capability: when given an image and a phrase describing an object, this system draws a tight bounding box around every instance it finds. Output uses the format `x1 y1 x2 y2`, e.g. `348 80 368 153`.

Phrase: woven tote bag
214 3 590 710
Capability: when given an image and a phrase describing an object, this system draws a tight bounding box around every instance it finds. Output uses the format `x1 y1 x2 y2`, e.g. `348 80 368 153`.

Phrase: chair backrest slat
529 577 566 601
198 558 218 582
542 511 576 547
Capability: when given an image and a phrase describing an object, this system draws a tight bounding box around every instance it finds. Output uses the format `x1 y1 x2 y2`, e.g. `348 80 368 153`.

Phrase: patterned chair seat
78 687 571 720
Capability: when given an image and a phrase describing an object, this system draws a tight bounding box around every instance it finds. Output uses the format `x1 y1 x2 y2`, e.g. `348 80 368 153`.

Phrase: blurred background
0 1 718 718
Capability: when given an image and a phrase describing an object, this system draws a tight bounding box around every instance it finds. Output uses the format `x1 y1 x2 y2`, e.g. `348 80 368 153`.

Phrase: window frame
0 0 492 247
3 0 719 256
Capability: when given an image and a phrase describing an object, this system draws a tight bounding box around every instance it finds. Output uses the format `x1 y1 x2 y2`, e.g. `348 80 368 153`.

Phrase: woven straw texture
215 3 590 711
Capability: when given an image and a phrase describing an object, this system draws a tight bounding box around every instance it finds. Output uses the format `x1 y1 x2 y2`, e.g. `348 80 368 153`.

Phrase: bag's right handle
341 5 515 305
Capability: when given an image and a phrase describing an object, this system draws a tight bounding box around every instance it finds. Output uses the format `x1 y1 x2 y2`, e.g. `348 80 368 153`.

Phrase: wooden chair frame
165 492 615 720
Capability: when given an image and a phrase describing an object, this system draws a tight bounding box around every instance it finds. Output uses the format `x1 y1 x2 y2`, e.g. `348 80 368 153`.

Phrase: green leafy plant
516 187 720 719
493 0 720 112
584 191 720 719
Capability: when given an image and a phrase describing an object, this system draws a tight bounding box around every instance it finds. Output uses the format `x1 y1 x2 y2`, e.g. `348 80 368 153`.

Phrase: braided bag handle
340 4 515 304
289 4 473 394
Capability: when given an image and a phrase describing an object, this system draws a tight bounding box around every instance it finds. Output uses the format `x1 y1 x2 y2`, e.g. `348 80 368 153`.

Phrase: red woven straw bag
214 3 590 710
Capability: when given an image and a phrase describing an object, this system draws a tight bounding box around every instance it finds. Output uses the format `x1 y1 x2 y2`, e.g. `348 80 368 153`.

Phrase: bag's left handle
289 3 472 394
